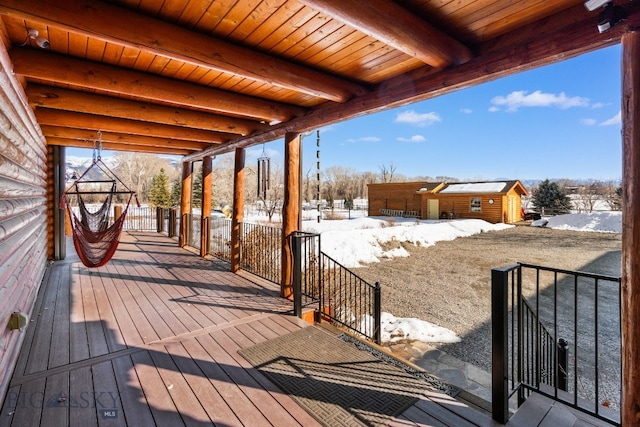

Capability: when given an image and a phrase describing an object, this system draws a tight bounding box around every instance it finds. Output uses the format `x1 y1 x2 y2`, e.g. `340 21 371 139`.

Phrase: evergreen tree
532 179 572 214
170 179 181 207
149 168 172 207
192 167 202 208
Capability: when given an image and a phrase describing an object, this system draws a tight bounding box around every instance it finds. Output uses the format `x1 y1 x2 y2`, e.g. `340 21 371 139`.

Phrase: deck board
69 366 98 427
49 264 71 369
1 231 518 427
69 265 91 363
111 355 156 427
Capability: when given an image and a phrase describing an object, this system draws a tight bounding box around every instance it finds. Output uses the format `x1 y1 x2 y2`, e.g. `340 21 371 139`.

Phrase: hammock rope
63 144 138 268
64 192 132 268
77 181 116 232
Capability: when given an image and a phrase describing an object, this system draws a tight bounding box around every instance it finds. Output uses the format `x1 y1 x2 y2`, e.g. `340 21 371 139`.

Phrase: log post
622 31 640 426
230 148 245 272
281 132 301 299
200 155 213 257
179 161 192 248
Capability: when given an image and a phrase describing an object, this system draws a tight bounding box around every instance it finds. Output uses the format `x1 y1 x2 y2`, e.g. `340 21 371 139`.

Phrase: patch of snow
302 217 512 268
381 312 461 343
531 218 549 227
533 212 621 233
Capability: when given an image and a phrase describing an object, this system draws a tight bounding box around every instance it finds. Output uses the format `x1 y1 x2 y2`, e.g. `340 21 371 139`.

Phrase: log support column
179 161 192 248
281 132 301 299
200 156 213 257
622 31 640 426
231 148 245 272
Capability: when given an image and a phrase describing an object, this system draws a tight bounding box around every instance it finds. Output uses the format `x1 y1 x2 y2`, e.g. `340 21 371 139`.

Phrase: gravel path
350 225 622 372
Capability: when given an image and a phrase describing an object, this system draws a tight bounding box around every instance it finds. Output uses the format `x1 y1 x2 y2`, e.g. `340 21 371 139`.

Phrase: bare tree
256 162 283 222
302 166 316 204
604 180 622 211
379 162 397 183
113 152 177 203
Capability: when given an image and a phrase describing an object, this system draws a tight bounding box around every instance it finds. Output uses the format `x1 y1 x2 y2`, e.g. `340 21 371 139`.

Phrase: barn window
470 197 481 212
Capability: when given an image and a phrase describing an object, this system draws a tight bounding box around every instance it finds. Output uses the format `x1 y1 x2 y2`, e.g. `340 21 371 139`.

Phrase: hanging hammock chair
62 147 138 268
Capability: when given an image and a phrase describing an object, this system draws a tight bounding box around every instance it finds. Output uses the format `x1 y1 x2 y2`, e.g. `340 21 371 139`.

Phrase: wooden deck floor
0 231 502 426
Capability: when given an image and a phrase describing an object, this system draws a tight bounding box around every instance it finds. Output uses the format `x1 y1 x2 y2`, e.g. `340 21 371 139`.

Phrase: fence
492 263 621 425
239 222 282 284
67 205 158 231
190 213 202 250
292 232 381 344
209 218 232 262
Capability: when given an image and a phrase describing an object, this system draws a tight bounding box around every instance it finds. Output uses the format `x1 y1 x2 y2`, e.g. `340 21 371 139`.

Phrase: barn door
427 199 439 220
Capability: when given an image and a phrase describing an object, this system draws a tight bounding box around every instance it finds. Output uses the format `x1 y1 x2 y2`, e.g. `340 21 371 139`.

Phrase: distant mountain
65 155 118 182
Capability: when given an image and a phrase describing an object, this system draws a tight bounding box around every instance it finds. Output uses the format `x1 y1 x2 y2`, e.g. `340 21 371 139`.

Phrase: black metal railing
175 217 381 344
492 263 621 425
291 231 322 312
209 218 232 261
122 206 157 231
292 231 381 344
240 222 282 284
190 213 202 250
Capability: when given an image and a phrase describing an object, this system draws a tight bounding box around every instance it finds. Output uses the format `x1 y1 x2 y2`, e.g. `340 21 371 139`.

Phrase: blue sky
70 44 623 182
262 44 622 182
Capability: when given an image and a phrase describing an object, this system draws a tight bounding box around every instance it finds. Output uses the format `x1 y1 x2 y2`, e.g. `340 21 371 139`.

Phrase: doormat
239 326 456 427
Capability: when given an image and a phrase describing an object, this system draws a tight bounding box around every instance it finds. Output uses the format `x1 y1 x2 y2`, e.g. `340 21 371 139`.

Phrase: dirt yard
350 225 622 372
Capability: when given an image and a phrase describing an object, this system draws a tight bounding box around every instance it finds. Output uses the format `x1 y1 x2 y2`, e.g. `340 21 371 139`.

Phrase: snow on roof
440 182 507 194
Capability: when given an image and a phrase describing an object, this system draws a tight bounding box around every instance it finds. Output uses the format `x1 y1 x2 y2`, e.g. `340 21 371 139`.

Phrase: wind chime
257 144 270 198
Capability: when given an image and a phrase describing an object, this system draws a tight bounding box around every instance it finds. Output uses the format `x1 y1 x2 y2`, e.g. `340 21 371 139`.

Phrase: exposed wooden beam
185 2 640 161
35 109 232 144
40 125 212 151
11 48 305 123
26 85 266 136
299 0 473 68
46 137 191 155
0 0 368 102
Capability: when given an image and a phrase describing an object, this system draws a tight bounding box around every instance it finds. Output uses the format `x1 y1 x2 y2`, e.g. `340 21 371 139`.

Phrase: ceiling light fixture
584 0 625 33
20 28 50 49
584 0 612 11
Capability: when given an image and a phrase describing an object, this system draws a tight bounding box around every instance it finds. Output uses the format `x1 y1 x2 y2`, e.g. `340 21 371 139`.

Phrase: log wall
422 194 506 223
367 182 425 216
0 38 48 403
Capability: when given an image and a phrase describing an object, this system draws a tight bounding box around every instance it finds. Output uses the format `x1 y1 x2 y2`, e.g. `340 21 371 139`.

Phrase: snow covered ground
302 216 512 269
291 210 621 344
531 211 621 233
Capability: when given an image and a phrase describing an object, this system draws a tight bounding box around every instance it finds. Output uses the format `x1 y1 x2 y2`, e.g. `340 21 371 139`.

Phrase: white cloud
394 110 441 127
488 106 500 113
460 108 472 114
346 136 381 143
490 90 590 112
591 102 605 109
581 118 597 126
600 111 621 126
397 135 426 143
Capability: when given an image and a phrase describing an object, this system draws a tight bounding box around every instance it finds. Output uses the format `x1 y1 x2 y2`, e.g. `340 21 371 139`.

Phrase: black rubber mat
239 326 454 427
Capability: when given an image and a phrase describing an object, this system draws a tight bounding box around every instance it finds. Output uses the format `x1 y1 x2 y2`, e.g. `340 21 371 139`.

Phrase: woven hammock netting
64 192 131 268
63 156 135 268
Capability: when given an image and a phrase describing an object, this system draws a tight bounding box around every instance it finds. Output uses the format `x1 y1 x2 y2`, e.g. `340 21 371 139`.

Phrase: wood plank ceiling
0 0 639 159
